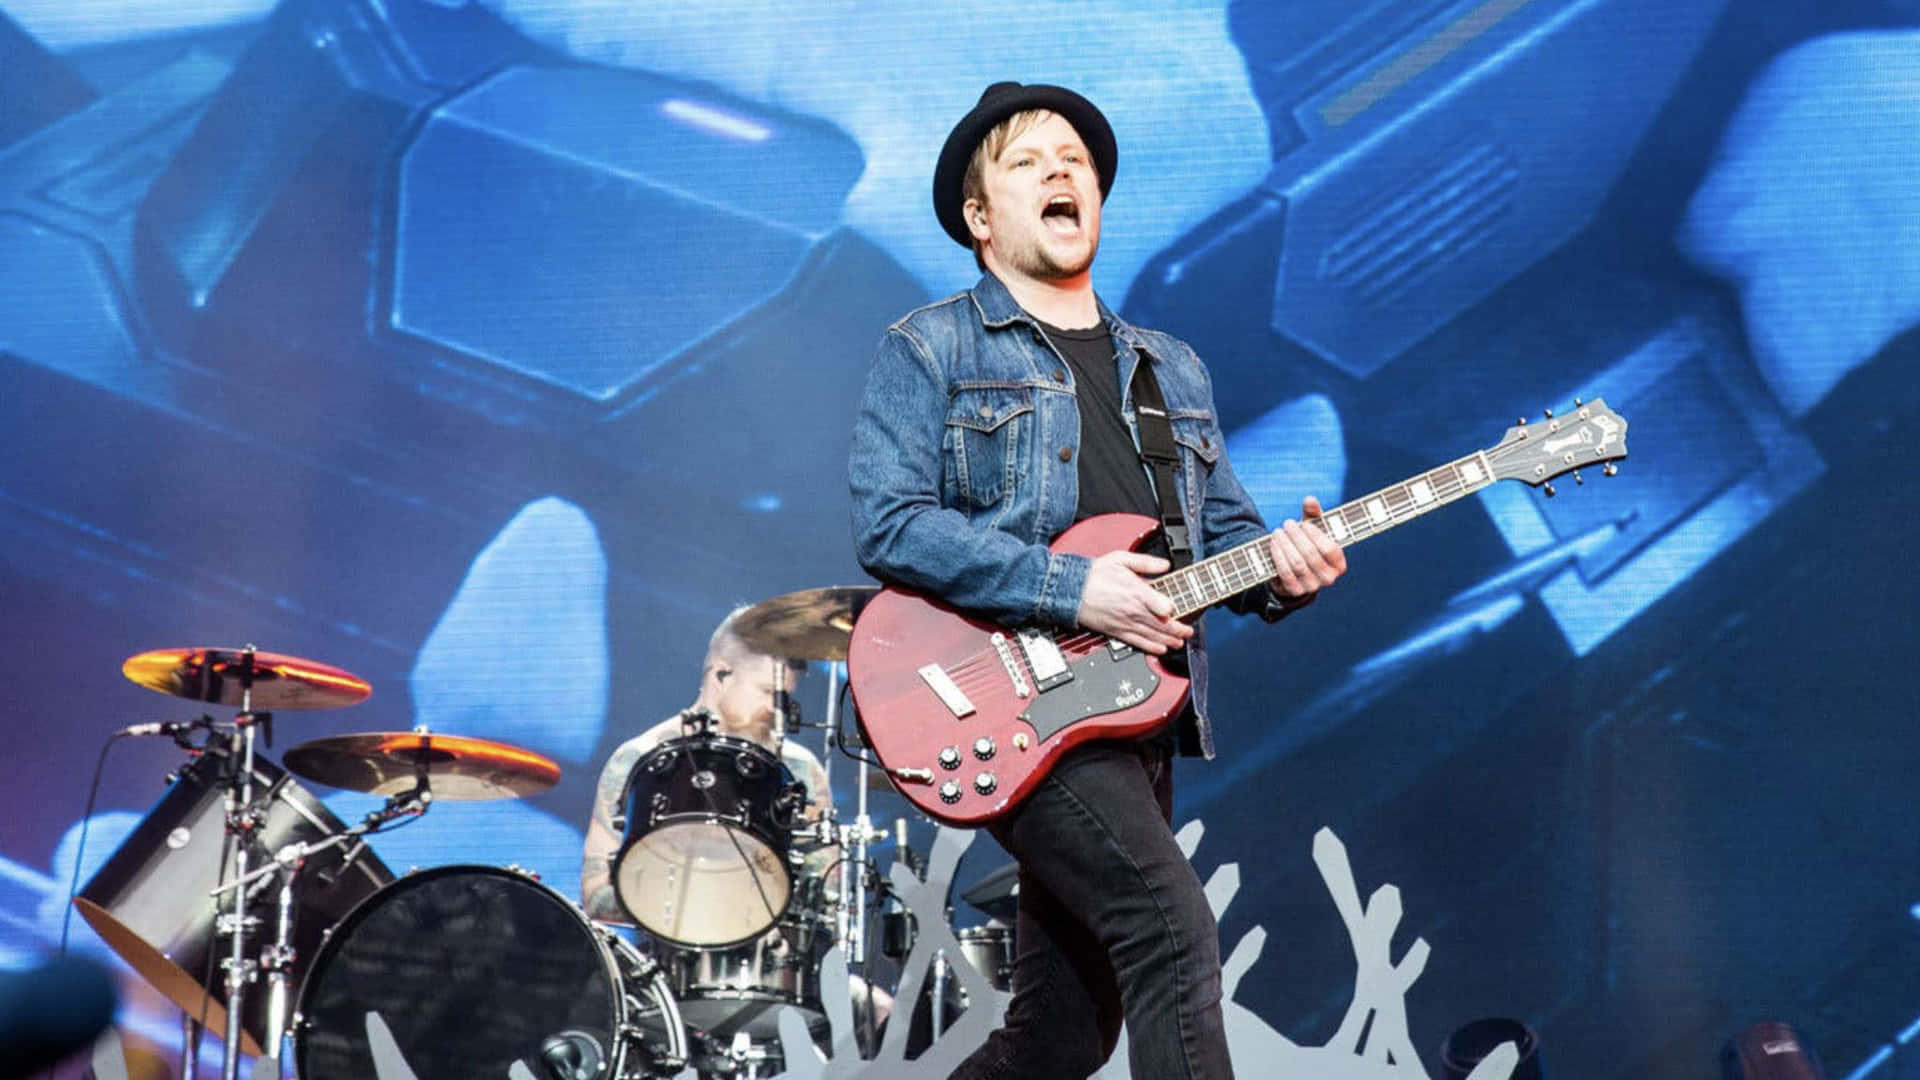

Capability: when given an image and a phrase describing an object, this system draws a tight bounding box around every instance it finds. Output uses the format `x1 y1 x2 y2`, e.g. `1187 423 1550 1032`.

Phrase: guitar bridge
990 633 1030 699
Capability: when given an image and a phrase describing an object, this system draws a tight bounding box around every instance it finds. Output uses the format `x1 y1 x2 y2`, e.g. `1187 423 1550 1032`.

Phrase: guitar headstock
1484 397 1628 495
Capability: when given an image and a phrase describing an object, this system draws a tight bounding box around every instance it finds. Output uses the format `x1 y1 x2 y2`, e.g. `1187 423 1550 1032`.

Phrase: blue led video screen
2 1 1917 1077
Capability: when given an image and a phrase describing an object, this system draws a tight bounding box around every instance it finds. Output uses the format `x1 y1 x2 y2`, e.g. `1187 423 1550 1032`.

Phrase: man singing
848 82 1347 1079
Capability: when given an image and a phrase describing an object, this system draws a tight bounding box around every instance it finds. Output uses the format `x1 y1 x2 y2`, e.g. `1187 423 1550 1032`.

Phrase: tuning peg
1573 396 1583 406
1516 416 1527 426
1543 483 1557 497
1573 470 1584 486
1603 462 1618 477
1543 407 1554 419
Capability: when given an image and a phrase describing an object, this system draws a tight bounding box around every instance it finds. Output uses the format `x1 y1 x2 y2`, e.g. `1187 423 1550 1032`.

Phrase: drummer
581 607 833 922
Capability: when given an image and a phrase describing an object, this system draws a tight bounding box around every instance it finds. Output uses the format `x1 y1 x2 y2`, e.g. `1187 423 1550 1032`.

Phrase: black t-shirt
1037 317 1188 748
1035 319 1162 538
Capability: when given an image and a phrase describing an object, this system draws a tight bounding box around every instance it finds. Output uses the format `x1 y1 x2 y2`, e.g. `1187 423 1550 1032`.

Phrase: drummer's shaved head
705 607 805 680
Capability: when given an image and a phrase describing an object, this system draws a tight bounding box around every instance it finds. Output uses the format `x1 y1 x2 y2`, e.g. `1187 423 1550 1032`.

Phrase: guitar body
846 513 1192 826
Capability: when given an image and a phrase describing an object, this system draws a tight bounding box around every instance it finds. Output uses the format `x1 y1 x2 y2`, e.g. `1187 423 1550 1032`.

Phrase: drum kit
73 587 1015 1080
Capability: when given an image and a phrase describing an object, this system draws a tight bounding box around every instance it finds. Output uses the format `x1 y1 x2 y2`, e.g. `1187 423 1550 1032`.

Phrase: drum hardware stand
813 658 887 967
182 1015 202 1079
929 947 953 1037
210 776 432 1077
723 1031 779 1079
209 647 271 1080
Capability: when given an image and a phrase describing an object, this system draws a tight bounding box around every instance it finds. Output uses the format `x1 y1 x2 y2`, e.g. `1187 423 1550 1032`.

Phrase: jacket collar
967 272 1157 362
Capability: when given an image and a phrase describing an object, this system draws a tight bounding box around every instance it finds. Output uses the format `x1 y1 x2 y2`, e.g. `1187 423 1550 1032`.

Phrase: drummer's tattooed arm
580 737 648 922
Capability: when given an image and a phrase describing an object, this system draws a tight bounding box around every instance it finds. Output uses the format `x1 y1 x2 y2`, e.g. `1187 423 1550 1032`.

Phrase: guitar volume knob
938 746 962 770
972 736 996 760
973 772 997 796
939 781 962 804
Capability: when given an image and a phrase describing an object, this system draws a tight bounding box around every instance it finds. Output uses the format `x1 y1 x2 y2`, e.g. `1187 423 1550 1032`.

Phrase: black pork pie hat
933 81 1117 248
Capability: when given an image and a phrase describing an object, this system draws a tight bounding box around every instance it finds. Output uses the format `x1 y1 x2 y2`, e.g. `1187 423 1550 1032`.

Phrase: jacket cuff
1038 550 1092 627
1229 583 1316 623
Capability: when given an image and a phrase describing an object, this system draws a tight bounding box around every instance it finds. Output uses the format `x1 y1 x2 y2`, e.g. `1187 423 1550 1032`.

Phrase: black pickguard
1017 647 1162 742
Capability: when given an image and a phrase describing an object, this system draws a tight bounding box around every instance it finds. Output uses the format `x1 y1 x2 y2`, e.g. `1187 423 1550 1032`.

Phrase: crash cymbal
122 647 371 710
282 731 560 800
732 585 878 661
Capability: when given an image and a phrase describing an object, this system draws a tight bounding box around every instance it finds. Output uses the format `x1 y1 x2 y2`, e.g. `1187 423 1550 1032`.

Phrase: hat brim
933 83 1117 249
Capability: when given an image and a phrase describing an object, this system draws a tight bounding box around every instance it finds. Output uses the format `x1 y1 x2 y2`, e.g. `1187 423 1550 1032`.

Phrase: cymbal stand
826 660 874 967
212 783 431 1066
215 648 265 1080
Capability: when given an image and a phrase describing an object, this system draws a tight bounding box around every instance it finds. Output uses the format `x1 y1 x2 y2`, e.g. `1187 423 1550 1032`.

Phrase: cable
41 734 124 1080
56 736 120 955
831 681 886 771
693 756 787 944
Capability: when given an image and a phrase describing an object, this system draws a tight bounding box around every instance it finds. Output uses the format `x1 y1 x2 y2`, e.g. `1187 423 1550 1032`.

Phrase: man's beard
1008 233 1096 280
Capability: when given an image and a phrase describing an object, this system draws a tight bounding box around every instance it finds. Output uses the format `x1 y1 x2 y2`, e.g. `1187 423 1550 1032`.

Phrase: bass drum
295 866 685 1079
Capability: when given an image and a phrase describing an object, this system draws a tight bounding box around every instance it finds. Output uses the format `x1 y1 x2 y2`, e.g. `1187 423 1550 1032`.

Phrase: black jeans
948 740 1233 1080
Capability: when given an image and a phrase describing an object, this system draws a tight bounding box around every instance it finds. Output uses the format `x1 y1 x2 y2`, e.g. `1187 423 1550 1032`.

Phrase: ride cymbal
732 586 878 662
121 648 371 710
282 731 560 801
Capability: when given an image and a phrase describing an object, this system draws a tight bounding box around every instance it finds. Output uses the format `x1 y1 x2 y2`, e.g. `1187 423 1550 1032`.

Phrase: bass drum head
295 865 625 1079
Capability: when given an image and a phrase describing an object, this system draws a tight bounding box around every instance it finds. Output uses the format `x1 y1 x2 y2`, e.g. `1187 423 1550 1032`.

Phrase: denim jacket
849 273 1284 758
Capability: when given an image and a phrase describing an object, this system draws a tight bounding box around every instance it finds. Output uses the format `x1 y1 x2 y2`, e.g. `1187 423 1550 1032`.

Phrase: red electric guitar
845 399 1628 826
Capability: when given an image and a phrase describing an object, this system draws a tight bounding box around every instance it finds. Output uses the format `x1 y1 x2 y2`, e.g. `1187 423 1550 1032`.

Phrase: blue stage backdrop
2 1 1918 1077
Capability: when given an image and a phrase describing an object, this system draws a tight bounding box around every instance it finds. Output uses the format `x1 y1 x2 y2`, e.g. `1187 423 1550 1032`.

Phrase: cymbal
282 731 561 800
732 585 878 661
122 647 371 710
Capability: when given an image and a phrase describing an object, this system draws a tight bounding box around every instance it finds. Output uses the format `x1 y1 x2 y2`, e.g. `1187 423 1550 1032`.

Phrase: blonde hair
959 108 1054 269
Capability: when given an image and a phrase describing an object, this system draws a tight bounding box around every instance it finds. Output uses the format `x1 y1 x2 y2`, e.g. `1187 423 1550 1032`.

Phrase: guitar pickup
918 664 975 718
1018 630 1074 691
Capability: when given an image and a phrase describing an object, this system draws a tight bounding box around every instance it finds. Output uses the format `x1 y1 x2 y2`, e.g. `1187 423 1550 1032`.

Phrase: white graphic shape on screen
1680 30 1920 417
367 1011 421 1080
481 0 1271 301
410 496 608 764
750 823 1515 1080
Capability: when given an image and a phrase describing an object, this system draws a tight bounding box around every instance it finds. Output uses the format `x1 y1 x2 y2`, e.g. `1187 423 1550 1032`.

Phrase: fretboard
1152 450 1497 619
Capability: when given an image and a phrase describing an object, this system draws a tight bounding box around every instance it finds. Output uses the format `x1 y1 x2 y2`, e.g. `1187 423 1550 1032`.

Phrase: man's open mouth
1042 194 1081 234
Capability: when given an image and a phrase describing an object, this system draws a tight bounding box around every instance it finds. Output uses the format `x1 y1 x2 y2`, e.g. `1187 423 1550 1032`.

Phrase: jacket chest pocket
946 387 1034 510
1169 410 1223 514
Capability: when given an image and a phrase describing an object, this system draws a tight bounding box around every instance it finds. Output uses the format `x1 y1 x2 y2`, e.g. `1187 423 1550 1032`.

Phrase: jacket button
1058 446 1073 462
978 405 993 419
1201 436 1211 449
1053 368 1067 382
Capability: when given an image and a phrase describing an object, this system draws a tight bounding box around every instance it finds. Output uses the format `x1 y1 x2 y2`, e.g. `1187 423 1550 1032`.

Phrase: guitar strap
1129 350 1193 571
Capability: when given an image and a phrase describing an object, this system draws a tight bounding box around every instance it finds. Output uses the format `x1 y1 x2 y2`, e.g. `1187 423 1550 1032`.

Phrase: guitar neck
1153 449 1498 619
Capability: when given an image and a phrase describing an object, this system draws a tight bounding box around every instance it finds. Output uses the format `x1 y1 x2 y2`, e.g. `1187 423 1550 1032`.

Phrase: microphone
115 717 207 738
772 685 800 730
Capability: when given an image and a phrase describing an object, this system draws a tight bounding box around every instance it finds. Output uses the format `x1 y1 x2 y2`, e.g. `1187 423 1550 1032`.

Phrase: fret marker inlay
1365 498 1389 524
1410 480 1434 505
